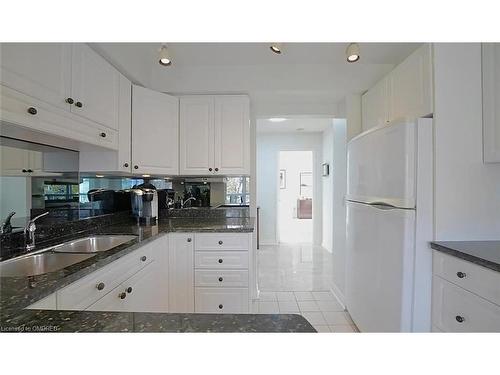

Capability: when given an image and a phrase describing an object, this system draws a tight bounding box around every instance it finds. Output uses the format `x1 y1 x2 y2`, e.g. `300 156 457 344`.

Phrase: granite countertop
430 241 500 272
0 216 315 333
1 310 315 333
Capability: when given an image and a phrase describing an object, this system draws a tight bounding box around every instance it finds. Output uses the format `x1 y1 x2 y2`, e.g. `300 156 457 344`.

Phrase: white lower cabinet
24 232 253 315
195 287 249 314
432 251 500 332
168 233 195 312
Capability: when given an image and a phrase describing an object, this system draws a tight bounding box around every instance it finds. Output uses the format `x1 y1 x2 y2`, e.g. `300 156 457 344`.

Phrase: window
224 177 250 205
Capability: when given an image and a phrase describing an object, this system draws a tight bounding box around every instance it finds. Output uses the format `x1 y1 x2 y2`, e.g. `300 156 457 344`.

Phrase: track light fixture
346 43 360 63
158 45 172 66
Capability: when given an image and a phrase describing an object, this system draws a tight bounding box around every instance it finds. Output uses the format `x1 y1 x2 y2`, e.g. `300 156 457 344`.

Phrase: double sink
0 235 137 278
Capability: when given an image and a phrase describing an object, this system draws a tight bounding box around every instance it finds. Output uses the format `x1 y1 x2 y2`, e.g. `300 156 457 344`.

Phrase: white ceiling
91 43 421 117
257 118 332 134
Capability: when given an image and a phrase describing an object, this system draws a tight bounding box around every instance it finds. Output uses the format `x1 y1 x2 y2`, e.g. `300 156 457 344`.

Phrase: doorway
277 150 313 244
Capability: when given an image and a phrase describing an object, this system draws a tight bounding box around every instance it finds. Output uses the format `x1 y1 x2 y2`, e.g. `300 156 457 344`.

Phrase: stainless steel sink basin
51 235 138 254
0 252 96 277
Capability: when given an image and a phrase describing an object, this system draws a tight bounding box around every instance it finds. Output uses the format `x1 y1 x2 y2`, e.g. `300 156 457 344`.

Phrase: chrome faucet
166 197 175 209
0 212 16 234
181 197 196 208
24 212 49 250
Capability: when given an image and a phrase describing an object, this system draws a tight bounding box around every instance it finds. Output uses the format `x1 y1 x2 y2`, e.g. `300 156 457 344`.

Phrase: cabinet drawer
195 233 249 251
195 269 248 287
432 276 500 332
195 251 248 269
195 287 249 313
433 251 500 306
57 245 153 310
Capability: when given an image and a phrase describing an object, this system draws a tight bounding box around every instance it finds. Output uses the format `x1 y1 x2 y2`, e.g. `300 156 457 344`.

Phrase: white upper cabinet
482 43 500 163
388 44 433 122
180 95 250 175
179 96 215 175
361 44 433 132
361 76 390 131
0 43 123 149
0 43 72 111
71 44 120 130
132 85 179 175
214 96 250 175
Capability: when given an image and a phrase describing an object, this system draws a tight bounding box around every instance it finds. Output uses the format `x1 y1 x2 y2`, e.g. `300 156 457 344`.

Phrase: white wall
434 43 500 240
322 123 334 252
256 132 323 245
331 119 348 301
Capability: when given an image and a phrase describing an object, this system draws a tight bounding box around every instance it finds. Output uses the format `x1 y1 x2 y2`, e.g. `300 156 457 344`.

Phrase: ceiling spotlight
95 174 104 178
269 117 286 122
142 174 151 178
346 43 360 63
158 45 172 66
270 43 283 54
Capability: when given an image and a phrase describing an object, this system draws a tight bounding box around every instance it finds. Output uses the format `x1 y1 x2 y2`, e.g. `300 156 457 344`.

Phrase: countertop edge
430 242 500 272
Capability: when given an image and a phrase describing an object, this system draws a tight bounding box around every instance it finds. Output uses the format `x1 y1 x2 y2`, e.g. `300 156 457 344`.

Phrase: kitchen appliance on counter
130 183 158 225
345 118 433 332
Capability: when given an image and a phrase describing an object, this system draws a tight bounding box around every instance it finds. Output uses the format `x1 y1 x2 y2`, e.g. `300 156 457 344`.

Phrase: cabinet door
388 44 433 122
361 77 389 131
0 145 30 174
214 96 250 175
0 43 72 111
482 43 500 162
71 44 120 130
131 85 179 175
168 233 194 312
179 96 215 175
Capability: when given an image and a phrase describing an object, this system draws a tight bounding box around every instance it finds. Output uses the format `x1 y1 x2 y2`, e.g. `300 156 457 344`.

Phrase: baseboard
329 281 346 310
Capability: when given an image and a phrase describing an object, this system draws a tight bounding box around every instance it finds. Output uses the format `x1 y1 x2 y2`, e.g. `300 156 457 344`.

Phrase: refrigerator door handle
369 202 400 210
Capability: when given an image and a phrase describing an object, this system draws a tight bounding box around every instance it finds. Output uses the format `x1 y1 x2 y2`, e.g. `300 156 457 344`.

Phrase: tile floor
256 243 358 333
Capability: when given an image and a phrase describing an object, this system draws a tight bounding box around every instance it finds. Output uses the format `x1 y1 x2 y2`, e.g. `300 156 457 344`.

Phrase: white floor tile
258 292 277 301
313 325 331 333
294 291 315 301
316 300 344 312
298 300 320 312
276 291 296 301
258 301 279 314
312 291 336 301
301 311 327 325
330 325 356 333
322 311 350 325
278 300 299 312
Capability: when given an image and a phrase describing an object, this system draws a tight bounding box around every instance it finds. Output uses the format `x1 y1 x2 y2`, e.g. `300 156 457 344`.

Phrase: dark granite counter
0 216 314 333
1 310 315 333
430 241 500 272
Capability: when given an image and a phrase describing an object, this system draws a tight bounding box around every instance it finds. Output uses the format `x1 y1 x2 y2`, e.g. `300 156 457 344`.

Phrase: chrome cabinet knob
126 287 133 293
75 101 83 108
214 168 219 172
27 107 37 115
218 304 223 309
187 238 192 242
123 163 129 168
209 168 213 172
456 272 466 279
141 255 147 262
119 292 127 299
96 282 105 291
100 132 106 138
66 97 74 104
22 169 27 173
218 240 223 245
218 277 223 282
218 258 223 264
134 165 139 169
455 315 465 323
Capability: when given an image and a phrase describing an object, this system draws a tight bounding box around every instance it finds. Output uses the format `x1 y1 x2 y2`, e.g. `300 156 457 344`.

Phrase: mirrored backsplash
1 136 250 233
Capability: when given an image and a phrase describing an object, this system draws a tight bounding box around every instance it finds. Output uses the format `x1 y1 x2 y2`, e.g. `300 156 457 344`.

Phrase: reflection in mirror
0 136 79 232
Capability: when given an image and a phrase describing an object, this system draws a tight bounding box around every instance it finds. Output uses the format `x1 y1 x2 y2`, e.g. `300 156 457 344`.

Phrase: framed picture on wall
279 169 286 189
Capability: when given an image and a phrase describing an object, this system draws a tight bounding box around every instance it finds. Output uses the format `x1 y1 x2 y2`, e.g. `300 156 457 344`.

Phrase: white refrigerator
345 118 433 332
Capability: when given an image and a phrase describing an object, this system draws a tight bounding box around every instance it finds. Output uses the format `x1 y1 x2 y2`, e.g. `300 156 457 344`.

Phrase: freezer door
346 201 416 332
347 121 416 208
